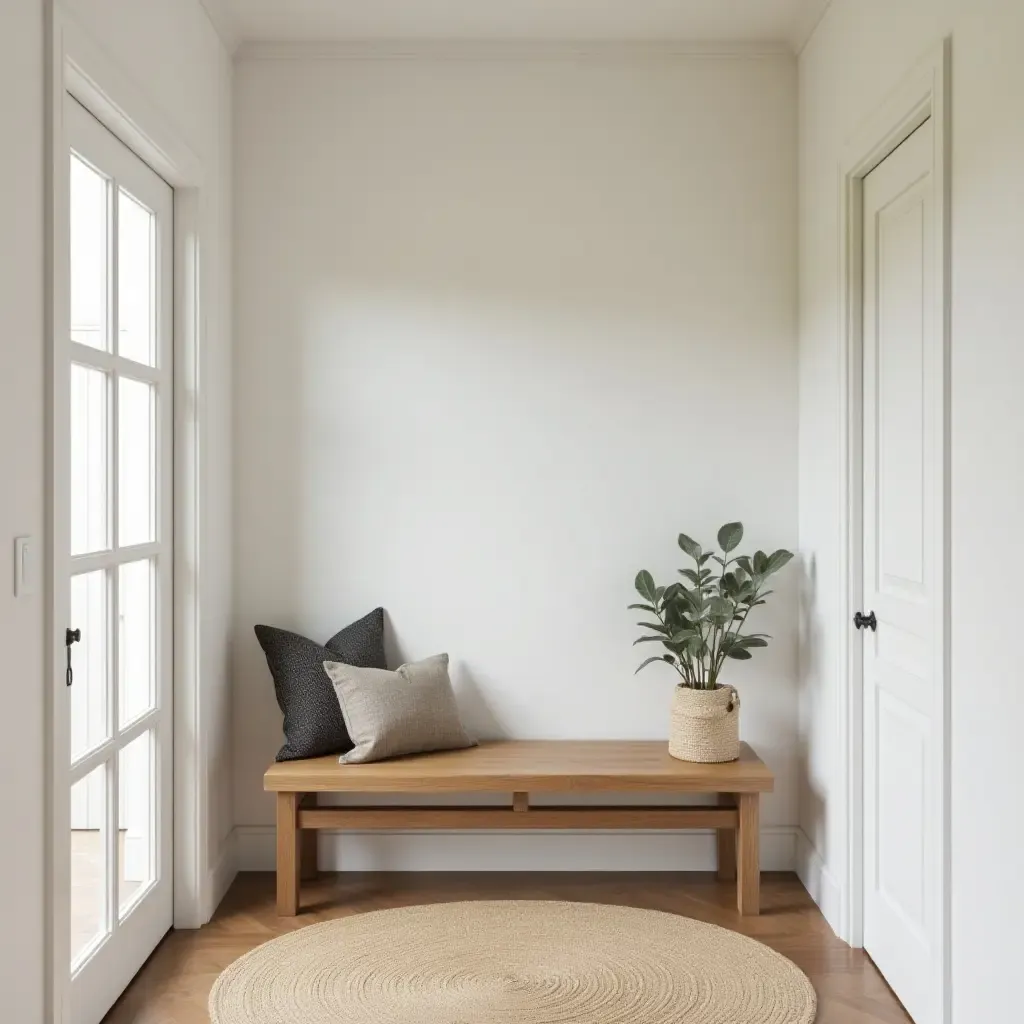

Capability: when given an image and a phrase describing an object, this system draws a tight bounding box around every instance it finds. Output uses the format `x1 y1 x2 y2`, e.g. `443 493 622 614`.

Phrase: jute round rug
209 900 816 1023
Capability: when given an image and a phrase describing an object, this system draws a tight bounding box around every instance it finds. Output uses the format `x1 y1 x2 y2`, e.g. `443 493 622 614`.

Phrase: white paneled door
860 118 942 1024
59 97 174 1024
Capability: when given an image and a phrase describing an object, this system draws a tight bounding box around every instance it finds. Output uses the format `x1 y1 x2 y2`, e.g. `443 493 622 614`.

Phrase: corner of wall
795 827 843 937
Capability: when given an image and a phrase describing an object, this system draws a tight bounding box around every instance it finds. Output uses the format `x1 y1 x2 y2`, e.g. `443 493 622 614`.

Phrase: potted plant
630 522 792 763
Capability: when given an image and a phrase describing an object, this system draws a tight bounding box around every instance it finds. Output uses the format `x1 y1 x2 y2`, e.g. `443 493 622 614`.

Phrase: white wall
0 0 232 1015
0 1 46 1017
797 0 1024 1017
233 49 800 870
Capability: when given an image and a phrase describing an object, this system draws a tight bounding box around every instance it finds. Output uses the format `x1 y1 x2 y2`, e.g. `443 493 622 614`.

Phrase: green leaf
670 629 699 644
637 621 672 635
730 635 769 650
634 570 658 603
726 648 753 660
753 550 768 574
635 655 672 675
662 582 683 602
677 533 702 561
765 550 795 575
633 635 670 646
627 603 658 613
678 568 701 586
736 555 753 575
717 522 744 553
663 603 684 629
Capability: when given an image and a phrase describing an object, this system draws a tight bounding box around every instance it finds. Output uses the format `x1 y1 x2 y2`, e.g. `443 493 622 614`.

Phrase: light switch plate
14 537 35 597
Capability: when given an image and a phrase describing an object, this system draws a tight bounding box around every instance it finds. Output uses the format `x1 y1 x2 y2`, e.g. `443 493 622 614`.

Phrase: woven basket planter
668 685 740 763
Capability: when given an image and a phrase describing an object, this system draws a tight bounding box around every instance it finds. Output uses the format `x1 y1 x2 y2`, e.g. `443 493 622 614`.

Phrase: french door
57 96 174 1024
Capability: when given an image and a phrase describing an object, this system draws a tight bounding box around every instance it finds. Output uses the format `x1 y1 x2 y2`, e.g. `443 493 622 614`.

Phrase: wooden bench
264 739 774 917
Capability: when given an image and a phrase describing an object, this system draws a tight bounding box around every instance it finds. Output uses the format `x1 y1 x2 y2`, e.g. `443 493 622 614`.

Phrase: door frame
45 5 209 1021
836 38 951 1022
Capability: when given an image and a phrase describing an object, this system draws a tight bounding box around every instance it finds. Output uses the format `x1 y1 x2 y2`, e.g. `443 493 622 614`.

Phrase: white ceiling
204 0 832 53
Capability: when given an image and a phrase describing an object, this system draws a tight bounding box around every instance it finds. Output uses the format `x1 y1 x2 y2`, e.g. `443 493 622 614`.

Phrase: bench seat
264 740 774 917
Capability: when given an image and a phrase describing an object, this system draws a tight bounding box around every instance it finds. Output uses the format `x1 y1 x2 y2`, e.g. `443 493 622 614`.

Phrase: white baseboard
234 825 798 873
795 827 842 937
203 832 239 924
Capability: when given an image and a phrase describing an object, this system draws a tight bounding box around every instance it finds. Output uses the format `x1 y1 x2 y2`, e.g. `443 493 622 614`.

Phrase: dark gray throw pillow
255 608 387 762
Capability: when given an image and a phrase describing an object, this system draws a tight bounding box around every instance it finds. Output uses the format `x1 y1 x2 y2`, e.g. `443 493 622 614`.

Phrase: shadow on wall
797 550 831 858
386 608 509 741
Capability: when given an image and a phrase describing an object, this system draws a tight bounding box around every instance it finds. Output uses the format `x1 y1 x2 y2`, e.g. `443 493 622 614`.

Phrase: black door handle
65 627 81 687
853 611 877 632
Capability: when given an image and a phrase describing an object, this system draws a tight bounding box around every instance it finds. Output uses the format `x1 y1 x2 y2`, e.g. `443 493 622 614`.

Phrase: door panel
861 118 941 1024
61 96 174 1024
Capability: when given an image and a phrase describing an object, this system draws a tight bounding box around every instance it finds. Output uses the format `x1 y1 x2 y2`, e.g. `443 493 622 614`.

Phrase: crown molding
235 38 794 62
198 0 241 55
788 0 834 54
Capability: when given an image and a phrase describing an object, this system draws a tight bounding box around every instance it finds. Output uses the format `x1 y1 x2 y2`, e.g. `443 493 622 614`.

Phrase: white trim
795 827 842 936
207 831 239 916
235 38 794 63
835 38 950 1022
170 185 207 930
233 825 799 873
46 5 222 1020
59 12 203 189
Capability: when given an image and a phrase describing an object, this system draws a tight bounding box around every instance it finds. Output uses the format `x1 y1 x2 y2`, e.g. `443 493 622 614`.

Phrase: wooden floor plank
101 872 911 1024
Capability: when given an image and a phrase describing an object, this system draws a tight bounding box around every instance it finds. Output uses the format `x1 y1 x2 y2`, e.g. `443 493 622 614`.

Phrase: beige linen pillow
322 653 476 764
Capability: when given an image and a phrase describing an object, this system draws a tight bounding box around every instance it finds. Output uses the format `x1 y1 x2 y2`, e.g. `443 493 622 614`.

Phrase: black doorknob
853 611 877 632
65 628 81 688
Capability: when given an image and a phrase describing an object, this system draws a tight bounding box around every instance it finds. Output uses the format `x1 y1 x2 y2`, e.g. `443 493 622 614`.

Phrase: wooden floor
104 871 909 1023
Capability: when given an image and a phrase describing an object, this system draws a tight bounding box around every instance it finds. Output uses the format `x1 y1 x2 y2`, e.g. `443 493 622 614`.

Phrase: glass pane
71 761 108 968
117 189 156 366
118 730 155 914
71 364 110 556
70 154 109 351
70 571 110 763
118 377 156 547
119 560 155 728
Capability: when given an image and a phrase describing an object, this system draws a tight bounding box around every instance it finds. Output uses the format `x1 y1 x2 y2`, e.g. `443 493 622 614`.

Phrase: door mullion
69 342 166 386
106 726 119 937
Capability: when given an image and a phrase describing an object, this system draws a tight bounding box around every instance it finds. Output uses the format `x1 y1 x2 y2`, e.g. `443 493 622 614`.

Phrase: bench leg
277 792 301 916
300 794 319 881
716 793 737 882
737 793 760 916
